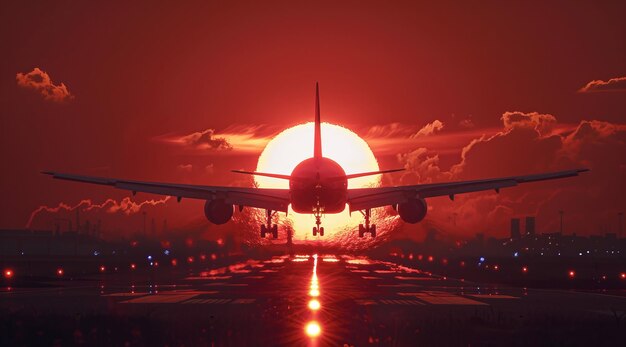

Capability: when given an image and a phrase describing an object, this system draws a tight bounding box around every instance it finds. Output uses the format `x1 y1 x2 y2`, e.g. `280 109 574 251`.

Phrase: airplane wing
42 171 291 212
347 169 588 212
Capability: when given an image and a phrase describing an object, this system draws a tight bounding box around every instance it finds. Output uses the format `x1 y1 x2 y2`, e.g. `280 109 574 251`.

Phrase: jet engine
397 199 427 224
204 199 234 225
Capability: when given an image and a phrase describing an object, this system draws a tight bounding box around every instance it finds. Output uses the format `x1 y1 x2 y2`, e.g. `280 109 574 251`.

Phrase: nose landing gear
312 205 325 237
358 209 376 238
260 209 278 239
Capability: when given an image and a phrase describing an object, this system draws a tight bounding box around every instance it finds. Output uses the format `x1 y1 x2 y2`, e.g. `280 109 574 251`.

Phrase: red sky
1 1 625 240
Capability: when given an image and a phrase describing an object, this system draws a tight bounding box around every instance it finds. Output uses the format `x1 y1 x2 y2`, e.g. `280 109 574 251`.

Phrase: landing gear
311 204 325 237
260 209 278 239
358 209 376 238
312 226 324 236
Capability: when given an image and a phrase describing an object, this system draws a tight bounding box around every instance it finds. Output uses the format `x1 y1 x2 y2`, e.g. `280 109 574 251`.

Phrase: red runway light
427 256 434 262
568 270 575 278
200 254 207 261
620 273 625 280
522 266 528 273
417 254 423 261
4 269 14 279
187 256 194 263
211 253 217 260
56 268 64 276
493 265 499 271
130 263 136 270
171 259 178 266
99 265 106 272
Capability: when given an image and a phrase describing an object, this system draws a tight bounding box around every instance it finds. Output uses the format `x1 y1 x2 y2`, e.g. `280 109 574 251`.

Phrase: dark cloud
178 129 233 151
397 111 626 236
27 196 171 232
578 76 626 93
16 67 74 103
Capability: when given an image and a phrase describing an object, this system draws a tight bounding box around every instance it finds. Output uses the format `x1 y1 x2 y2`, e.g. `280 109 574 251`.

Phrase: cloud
411 120 444 137
205 163 215 174
157 125 277 154
458 118 475 129
177 164 193 172
27 196 171 228
501 111 556 137
176 129 233 150
578 76 626 93
16 67 74 103
396 111 626 237
365 122 413 138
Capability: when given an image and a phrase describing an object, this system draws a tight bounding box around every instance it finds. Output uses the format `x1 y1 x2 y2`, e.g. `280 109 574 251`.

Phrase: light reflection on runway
1 254 625 346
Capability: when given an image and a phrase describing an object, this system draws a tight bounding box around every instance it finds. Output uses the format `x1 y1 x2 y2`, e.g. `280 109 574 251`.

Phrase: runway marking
260 269 279 273
103 292 149 297
355 299 377 305
402 291 488 305
374 270 396 274
395 276 437 281
121 294 199 304
184 298 232 304
245 276 265 279
350 270 370 273
378 284 420 288
379 299 425 306
468 294 519 299
185 276 232 280
361 276 382 280
231 298 256 304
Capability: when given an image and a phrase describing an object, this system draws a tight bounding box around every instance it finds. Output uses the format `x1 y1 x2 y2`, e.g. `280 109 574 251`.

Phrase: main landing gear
312 205 325 237
260 209 278 239
358 209 376 238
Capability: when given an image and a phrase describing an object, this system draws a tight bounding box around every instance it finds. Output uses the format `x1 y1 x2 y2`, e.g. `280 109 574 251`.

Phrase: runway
2 254 625 346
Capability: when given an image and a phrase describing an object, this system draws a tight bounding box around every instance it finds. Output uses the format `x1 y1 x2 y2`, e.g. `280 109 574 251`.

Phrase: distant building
510 218 521 240
525 216 536 236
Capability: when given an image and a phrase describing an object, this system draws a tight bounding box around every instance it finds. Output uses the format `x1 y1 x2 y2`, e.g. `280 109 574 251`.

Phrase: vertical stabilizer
314 82 322 159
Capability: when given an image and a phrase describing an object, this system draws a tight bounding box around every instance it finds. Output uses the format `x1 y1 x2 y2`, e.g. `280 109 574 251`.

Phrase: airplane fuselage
289 157 347 214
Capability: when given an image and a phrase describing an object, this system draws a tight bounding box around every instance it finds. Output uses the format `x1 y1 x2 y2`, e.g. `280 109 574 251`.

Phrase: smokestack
510 218 521 240
525 216 535 236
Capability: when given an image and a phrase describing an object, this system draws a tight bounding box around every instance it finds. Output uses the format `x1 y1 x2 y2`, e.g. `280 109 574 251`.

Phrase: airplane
43 83 588 239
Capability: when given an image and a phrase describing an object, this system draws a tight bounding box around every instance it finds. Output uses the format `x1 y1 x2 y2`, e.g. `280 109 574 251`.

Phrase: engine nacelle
397 199 427 224
204 199 234 225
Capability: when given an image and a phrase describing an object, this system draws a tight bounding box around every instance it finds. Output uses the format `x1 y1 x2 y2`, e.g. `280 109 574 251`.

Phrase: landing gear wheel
272 224 278 239
358 224 365 238
312 227 318 236
370 224 376 238
319 227 324 236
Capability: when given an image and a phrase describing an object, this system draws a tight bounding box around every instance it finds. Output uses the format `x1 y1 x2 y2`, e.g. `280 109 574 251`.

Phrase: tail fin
314 82 322 159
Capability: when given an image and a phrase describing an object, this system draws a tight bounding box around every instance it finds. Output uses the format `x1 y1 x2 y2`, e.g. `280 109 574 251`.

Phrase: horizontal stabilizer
231 170 292 180
344 168 404 180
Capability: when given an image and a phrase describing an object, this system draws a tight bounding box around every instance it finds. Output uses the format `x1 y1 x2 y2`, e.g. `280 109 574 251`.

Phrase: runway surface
1 254 625 346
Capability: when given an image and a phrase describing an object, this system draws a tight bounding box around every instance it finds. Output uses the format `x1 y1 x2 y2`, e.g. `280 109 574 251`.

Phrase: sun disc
255 122 380 239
